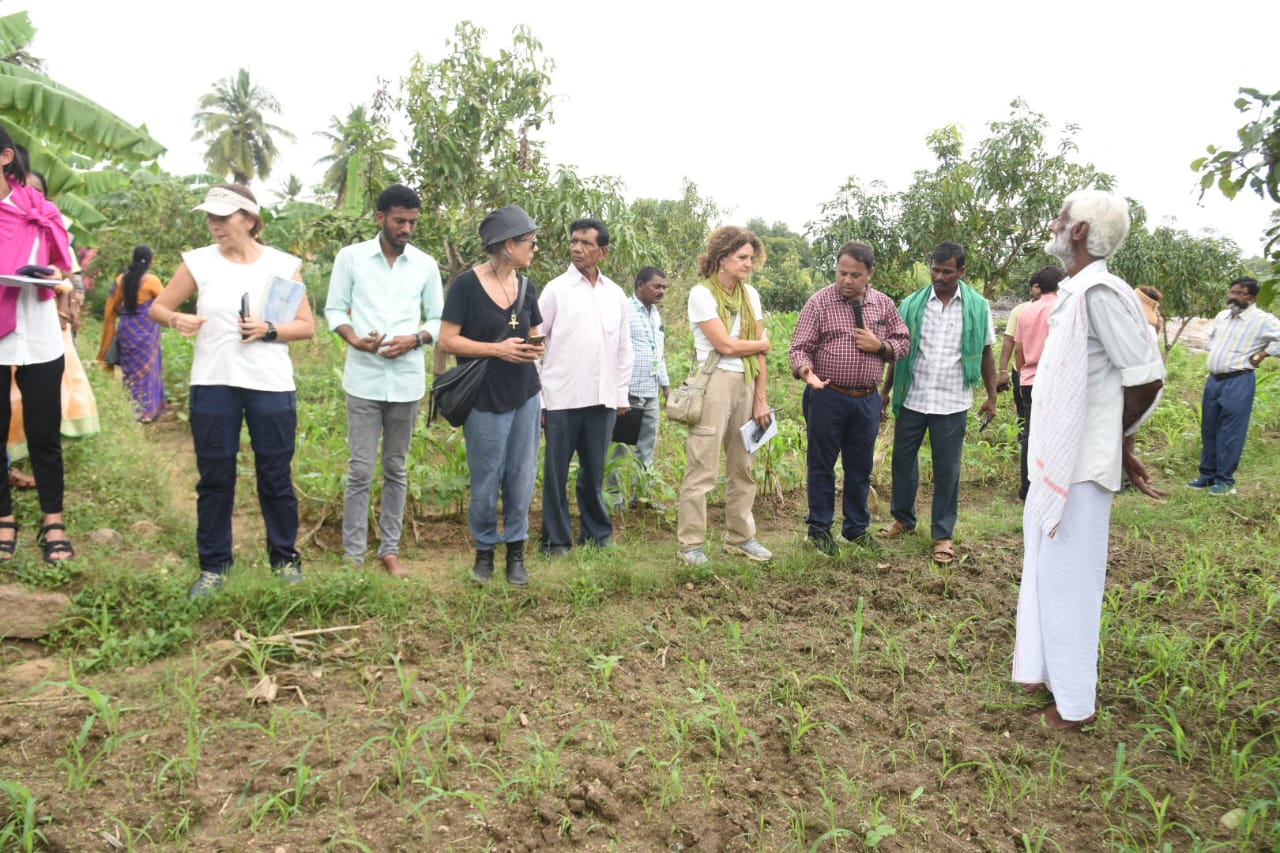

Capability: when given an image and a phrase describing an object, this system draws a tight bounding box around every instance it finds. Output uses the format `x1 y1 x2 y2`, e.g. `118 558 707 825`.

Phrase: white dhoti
1012 480 1114 721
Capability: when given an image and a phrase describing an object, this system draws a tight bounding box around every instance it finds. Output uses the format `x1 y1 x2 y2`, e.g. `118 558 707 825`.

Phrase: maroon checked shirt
789 284 911 389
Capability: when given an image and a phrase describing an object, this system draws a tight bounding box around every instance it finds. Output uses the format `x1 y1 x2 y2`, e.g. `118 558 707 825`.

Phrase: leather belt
1211 369 1252 381
828 384 877 398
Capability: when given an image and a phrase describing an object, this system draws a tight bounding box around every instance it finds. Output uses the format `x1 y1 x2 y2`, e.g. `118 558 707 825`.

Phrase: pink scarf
0 177 71 339
1026 261 1153 536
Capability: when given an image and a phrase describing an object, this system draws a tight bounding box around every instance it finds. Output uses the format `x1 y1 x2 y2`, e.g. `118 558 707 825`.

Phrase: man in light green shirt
324 185 443 576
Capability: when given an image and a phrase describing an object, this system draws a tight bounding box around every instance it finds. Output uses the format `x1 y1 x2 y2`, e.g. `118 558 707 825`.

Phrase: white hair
1063 190 1130 259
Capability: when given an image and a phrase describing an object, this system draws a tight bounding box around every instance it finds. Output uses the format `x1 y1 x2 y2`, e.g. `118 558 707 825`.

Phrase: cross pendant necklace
509 311 519 329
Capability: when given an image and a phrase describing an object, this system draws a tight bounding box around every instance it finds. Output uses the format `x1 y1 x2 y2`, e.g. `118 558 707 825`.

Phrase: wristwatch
264 321 278 343
415 330 431 348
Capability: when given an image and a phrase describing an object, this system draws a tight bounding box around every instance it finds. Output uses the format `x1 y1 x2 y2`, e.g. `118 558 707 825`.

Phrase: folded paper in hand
739 416 778 453
263 276 305 323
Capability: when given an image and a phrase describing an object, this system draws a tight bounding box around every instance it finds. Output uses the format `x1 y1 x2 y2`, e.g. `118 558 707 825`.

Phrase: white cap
192 186 260 216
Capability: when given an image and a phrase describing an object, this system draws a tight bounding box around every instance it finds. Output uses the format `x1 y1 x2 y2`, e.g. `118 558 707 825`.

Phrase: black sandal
37 522 75 564
0 520 17 561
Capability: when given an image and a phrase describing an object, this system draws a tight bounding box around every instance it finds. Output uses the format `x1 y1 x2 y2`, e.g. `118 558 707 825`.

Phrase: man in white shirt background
1188 276 1280 496
538 218 634 555
325 185 443 577
608 266 670 509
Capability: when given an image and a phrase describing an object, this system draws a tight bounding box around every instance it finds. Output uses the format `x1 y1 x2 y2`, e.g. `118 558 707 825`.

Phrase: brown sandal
877 520 915 539
932 539 955 564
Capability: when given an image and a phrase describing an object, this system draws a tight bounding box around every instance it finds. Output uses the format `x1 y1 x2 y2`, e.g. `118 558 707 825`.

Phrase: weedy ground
0 319 1277 852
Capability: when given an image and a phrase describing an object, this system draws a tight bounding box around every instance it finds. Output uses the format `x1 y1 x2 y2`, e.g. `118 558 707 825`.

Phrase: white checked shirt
1206 304 1280 374
627 297 668 398
903 288 996 415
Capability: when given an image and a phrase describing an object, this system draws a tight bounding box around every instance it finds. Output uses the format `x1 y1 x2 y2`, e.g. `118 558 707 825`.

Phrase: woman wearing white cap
150 184 315 597
437 204 546 586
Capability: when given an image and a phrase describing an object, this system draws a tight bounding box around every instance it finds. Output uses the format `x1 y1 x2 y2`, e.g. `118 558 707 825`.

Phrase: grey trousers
343 394 420 561
607 393 660 501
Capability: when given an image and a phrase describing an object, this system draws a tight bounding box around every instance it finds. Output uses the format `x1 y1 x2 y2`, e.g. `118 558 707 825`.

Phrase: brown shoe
380 554 409 579
877 519 914 539
932 539 956 564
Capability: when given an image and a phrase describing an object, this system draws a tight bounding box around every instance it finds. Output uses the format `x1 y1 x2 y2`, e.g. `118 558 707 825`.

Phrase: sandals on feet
37 522 75 564
0 520 17 561
877 520 915 539
932 539 956 564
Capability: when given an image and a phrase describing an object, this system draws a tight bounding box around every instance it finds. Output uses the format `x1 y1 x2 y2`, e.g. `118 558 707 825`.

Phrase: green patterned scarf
706 276 760 382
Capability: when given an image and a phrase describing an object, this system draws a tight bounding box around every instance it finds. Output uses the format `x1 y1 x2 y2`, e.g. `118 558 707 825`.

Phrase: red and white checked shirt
789 284 910 389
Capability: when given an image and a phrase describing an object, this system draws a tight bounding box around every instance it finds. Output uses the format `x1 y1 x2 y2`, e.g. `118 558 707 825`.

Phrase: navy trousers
541 405 616 551
1198 371 1256 487
802 386 880 540
190 385 300 572
889 407 968 540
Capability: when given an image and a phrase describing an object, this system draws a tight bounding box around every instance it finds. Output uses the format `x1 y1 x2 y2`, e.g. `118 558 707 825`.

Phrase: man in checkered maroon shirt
789 241 910 557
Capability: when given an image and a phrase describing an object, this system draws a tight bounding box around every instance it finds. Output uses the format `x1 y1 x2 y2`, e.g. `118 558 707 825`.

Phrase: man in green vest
878 242 997 564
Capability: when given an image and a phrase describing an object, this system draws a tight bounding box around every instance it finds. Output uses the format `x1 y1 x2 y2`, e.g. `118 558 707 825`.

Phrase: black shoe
506 540 528 587
807 529 838 558
847 533 885 557
471 549 495 585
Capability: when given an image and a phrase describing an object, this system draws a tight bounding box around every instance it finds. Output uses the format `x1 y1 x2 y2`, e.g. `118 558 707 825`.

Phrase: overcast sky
26 0 1278 255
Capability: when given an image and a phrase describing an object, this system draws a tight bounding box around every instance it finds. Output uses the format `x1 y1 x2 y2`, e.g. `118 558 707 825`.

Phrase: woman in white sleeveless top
150 185 315 598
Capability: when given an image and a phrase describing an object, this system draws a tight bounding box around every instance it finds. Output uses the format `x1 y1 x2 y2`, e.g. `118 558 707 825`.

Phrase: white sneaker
678 548 709 567
723 539 772 562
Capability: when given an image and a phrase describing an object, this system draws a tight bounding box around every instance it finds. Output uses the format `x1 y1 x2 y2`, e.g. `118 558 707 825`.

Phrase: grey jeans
343 394 420 561
607 393 660 501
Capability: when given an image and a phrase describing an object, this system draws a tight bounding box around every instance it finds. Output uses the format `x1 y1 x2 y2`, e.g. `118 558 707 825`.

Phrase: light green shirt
324 237 443 402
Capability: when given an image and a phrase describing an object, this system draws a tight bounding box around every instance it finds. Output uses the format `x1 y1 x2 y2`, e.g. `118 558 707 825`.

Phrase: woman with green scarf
676 226 774 567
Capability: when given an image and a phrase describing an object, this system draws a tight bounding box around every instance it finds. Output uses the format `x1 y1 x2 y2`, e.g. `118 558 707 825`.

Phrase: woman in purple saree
98 245 166 421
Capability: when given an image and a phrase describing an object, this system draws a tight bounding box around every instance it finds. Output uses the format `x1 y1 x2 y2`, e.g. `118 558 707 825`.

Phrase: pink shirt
538 265 634 410
1014 292 1059 386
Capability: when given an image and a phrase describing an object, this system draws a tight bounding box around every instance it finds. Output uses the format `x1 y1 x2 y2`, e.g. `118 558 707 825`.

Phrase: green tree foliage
1192 86 1280 305
747 218 817 312
628 179 722 281
400 22 648 287
1111 205 1244 349
315 102 398 213
0 10 164 229
191 68 294 185
86 172 211 314
810 100 1113 297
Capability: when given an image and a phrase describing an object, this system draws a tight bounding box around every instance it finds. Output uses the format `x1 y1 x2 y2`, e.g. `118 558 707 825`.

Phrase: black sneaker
807 530 838 558
847 533 885 557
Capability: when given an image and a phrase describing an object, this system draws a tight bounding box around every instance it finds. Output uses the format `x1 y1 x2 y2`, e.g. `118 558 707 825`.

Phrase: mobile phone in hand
16 265 55 278
240 293 251 340
526 334 545 346
979 412 993 431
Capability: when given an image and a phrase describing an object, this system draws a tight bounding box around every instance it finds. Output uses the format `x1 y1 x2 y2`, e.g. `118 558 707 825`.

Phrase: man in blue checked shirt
1189 276 1280 496
325 185 443 576
609 267 671 507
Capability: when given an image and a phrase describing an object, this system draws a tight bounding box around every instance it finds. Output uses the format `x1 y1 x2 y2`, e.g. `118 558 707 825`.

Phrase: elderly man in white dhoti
1012 190 1166 730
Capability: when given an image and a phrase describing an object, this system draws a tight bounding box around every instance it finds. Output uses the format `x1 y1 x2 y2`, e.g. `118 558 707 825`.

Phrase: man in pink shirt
538 218 634 555
1013 266 1066 500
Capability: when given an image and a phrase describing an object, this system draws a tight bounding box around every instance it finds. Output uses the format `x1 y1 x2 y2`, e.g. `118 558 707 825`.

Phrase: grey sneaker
678 548 709 567
847 533 885 556
723 539 772 562
271 559 304 585
189 571 225 599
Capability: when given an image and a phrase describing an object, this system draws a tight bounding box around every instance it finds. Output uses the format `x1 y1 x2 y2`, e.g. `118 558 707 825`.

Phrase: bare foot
1019 682 1048 695
1027 704 1096 730
381 554 408 579
8 468 35 489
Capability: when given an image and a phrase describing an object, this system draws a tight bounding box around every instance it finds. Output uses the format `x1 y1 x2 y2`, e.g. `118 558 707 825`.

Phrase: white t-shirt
0 196 63 366
688 283 764 373
185 244 302 391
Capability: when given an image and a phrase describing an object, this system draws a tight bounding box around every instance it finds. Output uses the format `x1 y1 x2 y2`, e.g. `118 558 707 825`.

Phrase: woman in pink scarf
0 124 76 563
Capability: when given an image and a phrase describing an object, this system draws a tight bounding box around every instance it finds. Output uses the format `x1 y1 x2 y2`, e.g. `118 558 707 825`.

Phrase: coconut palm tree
315 104 398 211
191 68 294 185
